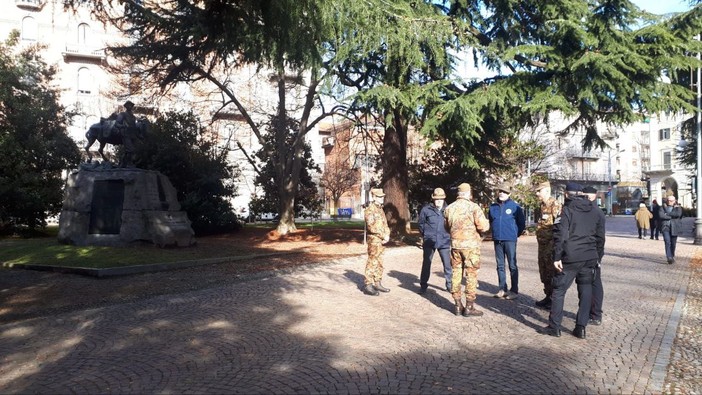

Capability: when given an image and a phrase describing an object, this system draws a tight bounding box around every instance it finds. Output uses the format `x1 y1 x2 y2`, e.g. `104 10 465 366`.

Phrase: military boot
463 302 484 317
362 284 379 296
453 300 465 316
375 282 390 293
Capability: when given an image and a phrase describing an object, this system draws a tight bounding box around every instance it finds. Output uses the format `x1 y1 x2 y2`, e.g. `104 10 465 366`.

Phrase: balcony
62 45 106 61
565 147 600 160
322 136 335 148
16 0 44 10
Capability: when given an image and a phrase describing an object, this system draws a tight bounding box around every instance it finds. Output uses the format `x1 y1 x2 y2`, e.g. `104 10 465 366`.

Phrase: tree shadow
0 251 674 395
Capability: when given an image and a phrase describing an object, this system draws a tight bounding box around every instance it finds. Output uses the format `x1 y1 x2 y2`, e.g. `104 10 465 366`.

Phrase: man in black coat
539 182 606 339
650 199 661 240
659 195 683 264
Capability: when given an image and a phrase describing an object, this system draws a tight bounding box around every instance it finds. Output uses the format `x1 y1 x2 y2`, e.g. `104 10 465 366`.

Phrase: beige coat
635 207 653 229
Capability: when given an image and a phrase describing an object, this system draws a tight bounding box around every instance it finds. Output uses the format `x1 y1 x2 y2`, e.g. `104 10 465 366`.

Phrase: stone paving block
0 217 698 394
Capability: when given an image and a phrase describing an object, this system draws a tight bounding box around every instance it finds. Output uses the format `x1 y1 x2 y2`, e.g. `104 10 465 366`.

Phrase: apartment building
532 112 694 214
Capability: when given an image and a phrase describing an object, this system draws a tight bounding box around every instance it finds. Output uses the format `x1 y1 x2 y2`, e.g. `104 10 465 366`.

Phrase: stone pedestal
58 167 195 247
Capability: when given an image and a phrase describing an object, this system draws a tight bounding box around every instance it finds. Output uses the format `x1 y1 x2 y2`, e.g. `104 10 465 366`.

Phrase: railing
15 0 44 10
547 171 613 182
62 45 106 60
565 147 600 160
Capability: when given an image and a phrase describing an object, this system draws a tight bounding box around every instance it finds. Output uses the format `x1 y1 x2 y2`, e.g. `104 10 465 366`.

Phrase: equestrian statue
84 100 150 167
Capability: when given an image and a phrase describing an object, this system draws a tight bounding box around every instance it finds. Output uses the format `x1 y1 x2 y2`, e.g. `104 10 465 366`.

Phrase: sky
631 0 692 14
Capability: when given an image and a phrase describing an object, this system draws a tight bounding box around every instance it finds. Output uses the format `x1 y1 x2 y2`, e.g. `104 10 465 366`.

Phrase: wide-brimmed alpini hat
431 188 446 199
370 188 385 197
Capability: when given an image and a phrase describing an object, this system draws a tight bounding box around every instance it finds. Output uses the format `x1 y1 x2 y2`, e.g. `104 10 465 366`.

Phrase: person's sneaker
589 318 602 326
418 287 428 295
504 291 518 300
493 290 506 298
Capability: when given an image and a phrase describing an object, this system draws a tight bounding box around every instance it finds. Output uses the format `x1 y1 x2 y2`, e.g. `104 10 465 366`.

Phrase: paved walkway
0 216 699 394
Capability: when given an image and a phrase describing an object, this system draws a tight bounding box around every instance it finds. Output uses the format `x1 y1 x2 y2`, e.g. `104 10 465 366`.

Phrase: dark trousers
650 219 659 239
662 230 678 260
549 259 596 329
590 264 603 321
638 227 648 238
494 240 519 293
420 243 452 290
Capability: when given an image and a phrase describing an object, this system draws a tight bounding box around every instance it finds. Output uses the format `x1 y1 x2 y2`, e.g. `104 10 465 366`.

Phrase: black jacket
659 203 683 236
553 196 606 263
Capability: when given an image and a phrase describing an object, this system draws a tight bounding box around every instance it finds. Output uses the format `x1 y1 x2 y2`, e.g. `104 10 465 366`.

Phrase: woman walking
634 203 653 239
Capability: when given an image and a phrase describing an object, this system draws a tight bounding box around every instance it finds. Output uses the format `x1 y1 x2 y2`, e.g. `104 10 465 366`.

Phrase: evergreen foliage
132 111 241 235
0 32 81 233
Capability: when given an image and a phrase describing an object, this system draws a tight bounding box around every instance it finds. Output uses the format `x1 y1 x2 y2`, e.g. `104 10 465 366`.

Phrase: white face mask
498 192 509 201
434 199 444 207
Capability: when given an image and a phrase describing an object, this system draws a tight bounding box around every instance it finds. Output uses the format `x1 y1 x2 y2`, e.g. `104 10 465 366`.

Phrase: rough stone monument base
58 166 195 247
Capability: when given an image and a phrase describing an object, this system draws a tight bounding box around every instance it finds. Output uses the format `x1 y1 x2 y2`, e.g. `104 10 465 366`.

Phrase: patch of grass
0 238 263 269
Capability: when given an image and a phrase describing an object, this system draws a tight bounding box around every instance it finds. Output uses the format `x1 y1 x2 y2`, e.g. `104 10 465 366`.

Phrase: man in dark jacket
539 182 605 339
650 199 661 240
488 182 526 300
659 195 683 264
418 188 452 293
583 186 606 326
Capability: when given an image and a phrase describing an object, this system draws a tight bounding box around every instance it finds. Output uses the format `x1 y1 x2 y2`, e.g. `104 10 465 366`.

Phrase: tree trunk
381 110 411 236
273 70 299 235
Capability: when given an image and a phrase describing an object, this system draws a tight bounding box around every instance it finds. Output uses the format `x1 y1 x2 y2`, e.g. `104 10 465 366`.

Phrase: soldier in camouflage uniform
534 181 561 309
363 188 391 296
444 183 490 316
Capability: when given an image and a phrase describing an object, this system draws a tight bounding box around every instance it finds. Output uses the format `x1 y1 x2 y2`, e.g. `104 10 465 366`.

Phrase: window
663 151 672 170
77 23 90 46
77 67 92 94
659 128 671 141
632 159 637 167
632 145 637 153
21 17 37 41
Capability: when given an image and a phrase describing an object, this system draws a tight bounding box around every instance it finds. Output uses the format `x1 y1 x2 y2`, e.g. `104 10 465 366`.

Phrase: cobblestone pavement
0 217 699 394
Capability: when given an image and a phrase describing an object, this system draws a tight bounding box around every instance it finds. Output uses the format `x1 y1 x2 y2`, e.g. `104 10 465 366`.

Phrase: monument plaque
88 180 125 234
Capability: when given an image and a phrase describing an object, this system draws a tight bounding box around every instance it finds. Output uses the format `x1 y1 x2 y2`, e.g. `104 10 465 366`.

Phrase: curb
6 251 301 278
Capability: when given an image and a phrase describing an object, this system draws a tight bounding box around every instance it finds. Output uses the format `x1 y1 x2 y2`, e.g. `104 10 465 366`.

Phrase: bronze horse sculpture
84 118 150 167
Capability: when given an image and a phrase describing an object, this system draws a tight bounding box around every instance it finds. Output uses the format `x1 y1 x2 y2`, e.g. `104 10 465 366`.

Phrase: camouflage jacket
536 197 561 240
365 202 390 243
444 198 490 249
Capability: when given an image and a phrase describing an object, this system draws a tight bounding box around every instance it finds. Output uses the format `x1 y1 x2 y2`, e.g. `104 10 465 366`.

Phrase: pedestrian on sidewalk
488 182 526 300
650 199 661 240
534 181 561 310
583 186 606 326
539 182 605 339
444 183 490 317
635 203 653 239
417 187 452 294
659 194 683 264
362 188 391 296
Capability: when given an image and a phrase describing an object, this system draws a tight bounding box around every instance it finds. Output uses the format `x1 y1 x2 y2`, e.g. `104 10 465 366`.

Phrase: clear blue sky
631 0 692 14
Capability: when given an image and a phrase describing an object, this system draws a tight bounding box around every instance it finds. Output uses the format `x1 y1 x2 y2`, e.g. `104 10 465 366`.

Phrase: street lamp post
607 147 624 216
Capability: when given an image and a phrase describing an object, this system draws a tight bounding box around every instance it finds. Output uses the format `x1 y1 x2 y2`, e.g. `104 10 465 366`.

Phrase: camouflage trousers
364 241 385 285
449 248 481 303
537 237 556 297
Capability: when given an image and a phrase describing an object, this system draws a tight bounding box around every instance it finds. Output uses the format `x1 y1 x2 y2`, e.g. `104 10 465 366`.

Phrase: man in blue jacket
418 187 452 293
489 182 526 300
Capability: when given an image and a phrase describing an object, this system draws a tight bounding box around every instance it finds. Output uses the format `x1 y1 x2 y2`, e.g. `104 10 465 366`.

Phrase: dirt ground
0 226 386 323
